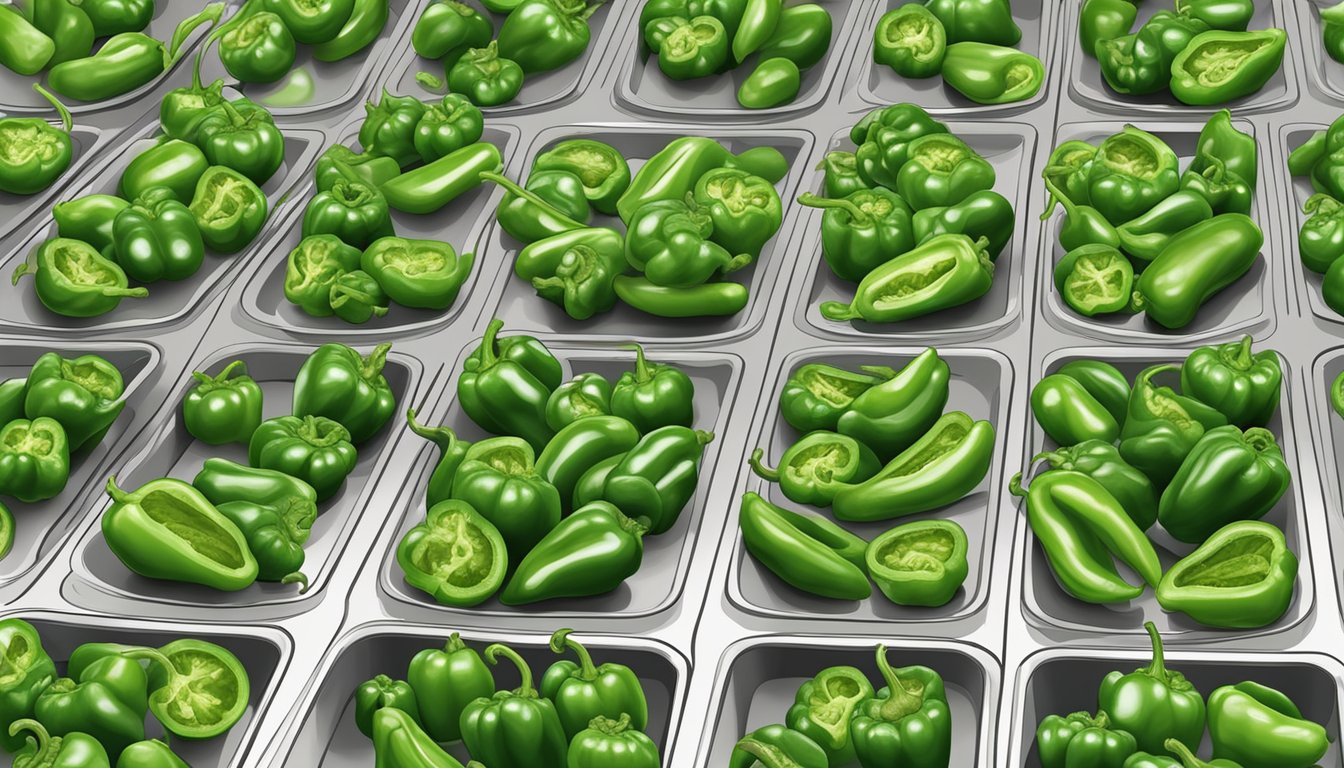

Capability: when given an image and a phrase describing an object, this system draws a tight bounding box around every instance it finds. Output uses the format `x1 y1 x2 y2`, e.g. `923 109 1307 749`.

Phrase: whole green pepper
78 0 154 36
302 174 396 250
406 633 495 743
625 198 751 287
458 319 556 451
293 342 396 443
361 89 428 169
1180 158 1252 216
316 144 402 193
9 718 110 768
798 190 916 283
866 518 969 607
785 666 874 765
836 347 948 462
532 139 631 216
1298 194 1344 273
1032 440 1157 530
24 350 125 452
941 42 1045 105
536 415 639 514
566 714 660 768
1193 109 1258 185
817 150 869 199
397 500 507 607
121 140 210 204
896 133 995 211
447 42 524 107
1119 364 1228 490
460 644 569 768
1157 521 1297 629
267 0 356 44
481 170 587 244
1126 739 1242 767
0 8 55 76
1036 710 1138 768
159 47 228 144
372 706 470 768
111 186 206 283
694 167 782 258
749 430 881 506
873 4 946 77
912 189 1015 261
248 415 358 502
312 0 389 61
1032 371 1122 446
451 437 561 564
738 491 870 600
925 0 1020 45
610 344 695 434
527 169 594 222
592 425 713 534
216 499 309 587
731 724 828 768
1180 336 1281 428
355 675 422 739
414 94 485 164
218 11 297 84
1115 191 1214 265
1176 0 1253 30
1130 214 1262 330
1207 681 1326 768
1040 140 1098 219
612 275 750 318
849 645 952 768
1079 0 1137 59
497 0 603 73
732 0 782 61
464 318 562 389
191 458 319 537
11 238 147 317
1169 29 1286 106
1097 12 1208 96
518 227 624 320
500 501 646 604
1087 126 1180 225
737 57 801 109
0 418 70 502
382 142 502 215
53 195 129 254
189 166 270 254
756 3 830 68
284 234 363 317
33 677 144 761
1157 426 1289 544
1098 622 1206 755
819 234 995 323
116 740 191 767
616 136 788 223
413 0 494 63
0 85 73 196
192 100 286 186
541 628 648 740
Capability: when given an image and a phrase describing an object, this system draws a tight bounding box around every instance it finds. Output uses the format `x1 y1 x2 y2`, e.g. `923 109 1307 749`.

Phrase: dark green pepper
218 11 297 84
302 174 395 250
406 633 494 743
9 718 110 768
785 667 874 765
248 415 358 502
1036 710 1138 768
192 100 286 186
481 170 587 245
626 198 751 287
414 94 484 164
798 189 916 283
1119 364 1229 489
541 628 648 741
516 227 624 320
912 189 1015 261
819 234 994 323
458 318 557 451
849 645 952 768
499 501 646 604
738 491 870 600
451 437 561 564
497 0 603 74
536 415 639 514
925 0 1020 45
1130 214 1262 330
940 42 1045 105
216 499 310 587
1300 194 1344 273
447 42 523 107
836 347 948 462
315 144 401 193
1116 190 1214 265
1180 335 1281 429
361 89 428 169
53 195 129 254
11 238 147 318
191 457 319 536
1181 158 1252 216
292 342 397 443
111 186 206 283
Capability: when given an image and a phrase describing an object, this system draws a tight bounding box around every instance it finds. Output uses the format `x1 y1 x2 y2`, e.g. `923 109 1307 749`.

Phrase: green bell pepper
1298 194 1344 273
912 189 1014 261
361 236 473 311
818 150 869 199
182 360 263 446
414 94 484 164
543 373 613 432
218 11 297 84
447 42 524 107
1054 243 1134 317
866 518 969 607
835 347 948 462
541 628 648 740
361 89 428 169
1323 254 1344 316
819 234 995 323
1180 158 1252 216
284 234 363 317
941 42 1045 105
190 458 319 538
749 430 880 506
11 238 147 317
1036 710 1138 768
779 362 897 433
738 491 869 600
616 136 787 223
458 319 557 452
267 0 356 44
516 227 624 320
1169 29 1286 106
463 317 562 389
798 189 916 283
1207 681 1326 768
731 724 828 768
1119 364 1229 490
610 344 695 434
481 169 587 245
111 186 206 283
497 0 603 74
626 198 752 287
849 645 952 768
24 351 125 452
1097 12 1208 96
895 133 995 211
1157 426 1289 543
785 666 874 765
120 140 210 204
216 499 310 587
1099 622 1205 755
567 714 659 768
53 195 129 254
532 139 631 216
397 499 507 606
191 100 286 186
312 0 389 62
460 644 569 768
737 57 801 109
500 501 646 603
293 342 396 444
1079 0 1137 59
873 4 946 78
451 437 561 564
0 418 69 502
33 676 144 761
1087 126 1180 225
693 167 782 258
302 174 396 250
1130 214 1262 330
189 166 269 254
925 0 1020 45
159 49 228 144
1180 336 1280 428
355 675 422 739
1033 439 1157 530
9 718 109 768
413 0 494 63
406 633 494 743
328 269 387 321
248 415 358 502
0 85 73 196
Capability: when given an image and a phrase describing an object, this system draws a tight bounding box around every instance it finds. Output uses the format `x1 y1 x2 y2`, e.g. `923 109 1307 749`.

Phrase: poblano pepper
1098 622 1206 755
1130 214 1262 330
111 186 206 283
541 628 648 741
1180 336 1281 428
292 342 397 444
836 347 948 462
1118 364 1228 490
1157 426 1290 544
499 501 645 604
849 645 952 768
797 189 916 283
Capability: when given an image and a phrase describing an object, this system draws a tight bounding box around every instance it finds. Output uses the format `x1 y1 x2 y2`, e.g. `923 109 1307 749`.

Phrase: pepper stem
1008 472 1027 497
873 644 923 721
169 2 227 64
695 430 715 445
797 192 871 225
549 628 598 679
484 643 537 697
220 99 245 126
1242 427 1278 453
734 738 791 765
105 476 131 504
748 448 780 481
8 719 52 761
445 632 468 653
588 713 630 735
361 343 392 381
819 301 860 322
477 171 582 225
281 572 309 593
193 359 247 389
1225 335 1255 370
32 84 72 133
476 318 504 369
1163 738 1204 767
1141 621 1168 679
120 647 182 690
406 407 458 451
628 343 651 382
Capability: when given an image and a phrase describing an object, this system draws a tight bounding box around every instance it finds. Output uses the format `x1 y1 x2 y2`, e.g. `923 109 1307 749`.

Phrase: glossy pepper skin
361 90 428 169
498 0 603 74
785 667 873 765
464 318 562 388
284 234 363 317
414 94 484 164
484 170 587 245
159 47 228 144
192 100 286 186
1079 0 1137 59
448 42 524 107
1033 440 1158 530
832 411 995 522
610 344 695 434
1115 191 1214 266
218 11 297 84
849 645 951 768
1125 739 1242 767
730 724 828 768
397 499 508 607
312 0 390 62
328 270 387 324
1088 126 1181 225
797 189 915 283
1169 29 1286 106
372 706 467 768
355 675 422 739
941 42 1045 105
102 476 258 591
626 198 751 287
1181 157 1252 216
302 175 396 251
1010 470 1159 604
1180 336 1281 429
866 519 969 607
293 342 397 444
0 620 57 753
1193 108 1258 186
836 347 948 462
1054 244 1134 317
925 0 1020 45
408 409 470 507
518 228 624 320
24 351 126 453
413 0 494 62
0 418 69 503
0 85 74 196
568 714 660 768
738 491 869 600
1131 214 1262 330
460 644 569 768
536 415 639 514
363 236 473 311
191 459 319 539
121 140 210 204
458 320 557 452
533 139 631 216
544 373 613 432
11 238 147 318
33 676 144 761
117 739 191 767
592 426 713 534
248 415 358 502
819 234 995 324
754 2 830 68
818 151 869 199
112 186 206 283
383 142 502 215
542 628 648 740
9 718 110 768
731 0 782 62
780 362 896 433
750 430 880 507
1100 623 1206 754
617 137 788 224
1206 682 1326 768
189 166 270 254
1097 12 1208 96
1032 371 1122 447
216 499 310 587
1119 363 1230 485
896 134 995 211
407 633 494 743
316 144 401 193
500 501 646 604
913 189 1014 262
452 437 561 564
1036 710 1138 768
1298 194 1344 273
874 5 946 77
612 276 750 318
0 9 55 76
182 360 263 445
1157 426 1289 544
693 168 782 258
53 195 129 254
737 57 801 110
266 0 356 45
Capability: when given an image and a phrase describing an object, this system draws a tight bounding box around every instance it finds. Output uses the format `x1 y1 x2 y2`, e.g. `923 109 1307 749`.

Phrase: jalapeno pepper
1031 368 1123 447
819 234 995 324
1130 214 1262 330
941 42 1045 105
738 491 870 600
12 238 148 318
613 275 749 317
1157 521 1297 629
0 85 73 196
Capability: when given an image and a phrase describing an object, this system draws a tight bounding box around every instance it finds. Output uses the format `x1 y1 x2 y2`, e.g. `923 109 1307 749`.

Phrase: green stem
797 192 870 225
748 448 780 481
1141 621 1168 679
549 629 597 679
629 342 651 382
476 318 503 369
105 476 130 504
282 572 309 593
485 643 536 697
477 170 583 226
873 644 923 722
362 343 392 380
32 84 72 133
8 719 52 761
1008 471 1027 497
406 407 458 450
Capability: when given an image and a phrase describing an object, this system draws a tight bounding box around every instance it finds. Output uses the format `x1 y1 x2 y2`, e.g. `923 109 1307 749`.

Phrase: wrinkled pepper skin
541 628 648 741
836 347 949 462
460 644 569 768
785 666 874 765
738 491 870 600
407 633 494 743
849 645 952 768
1036 710 1138 768
1207 682 1326 768
1119 364 1229 490
1098 622 1207 754
1179 336 1281 429
1157 426 1289 544
499 502 645 604
292 342 397 444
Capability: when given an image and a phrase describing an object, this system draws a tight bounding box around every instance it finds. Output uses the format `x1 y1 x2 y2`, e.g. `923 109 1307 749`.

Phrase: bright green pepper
266 0 356 44
355 675 422 739
458 319 556 451
248 415 358 502
541 628 648 741
0 418 69 502
372 707 469 768
0 619 58 753
779 362 897 433
532 139 631 217
406 409 469 509
1298 194 1344 273
1206 681 1325 768
1115 191 1214 265
1323 255 1344 316
397 499 507 606
1193 109 1258 185
1125 740 1242 767
1176 0 1253 30
33 676 144 761
1041 140 1098 219
925 0 1020 45
1180 335 1281 429
0 8 55 76
1054 243 1134 317
566 714 659 768
694 168 782 258
53 195 129 254
1098 622 1206 755
873 4 946 77
1169 29 1286 106
610 343 695 434
190 458 319 539
1119 364 1229 490
785 667 874 765
24 351 125 452
499 501 646 604
159 48 228 144
737 491 870 600
302 175 395 250
590 425 713 534
817 151 869 199
612 275 750 317
482 170 587 245
192 100 286 186
1097 12 1208 96
1087 126 1180 225
11 238 147 318
1180 158 1252 216
655 15 730 80
1079 0 1137 59
1157 426 1289 544
9 718 110 768
78 0 153 35
849 645 952 768
316 144 402 193
189 166 269 254
517 227 624 320
536 415 639 515
361 90 428 169
406 633 494 743
284 234 363 317
617 136 788 223
451 437 560 564
543 373 613 432
866 519 969 607
1036 710 1138 768
819 234 995 323
218 11 297 84
0 85 73 196
497 0 603 74
413 0 494 63
293 342 396 444
835 347 948 462
216 499 309 587
1033 439 1158 530
738 57 801 109
362 236 473 311
626 198 751 287
1032 370 1121 446
749 430 881 506
1158 521 1297 629
832 411 995 522
912 189 1015 261
464 318 563 389
797 190 916 283
460 644 568 768
524 170 592 226
448 42 524 107
756 3 830 68
133 640 250 740
731 724 828 768
895 133 995 211
117 740 191 767
1130 214 1262 330
312 0 389 61
414 94 484 165
111 186 206 283
120 140 210 204
383 142 502 215
941 42 1045 105
732 0 782 62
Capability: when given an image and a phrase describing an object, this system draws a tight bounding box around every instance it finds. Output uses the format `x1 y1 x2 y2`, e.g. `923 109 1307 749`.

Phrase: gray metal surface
1 0 1342 766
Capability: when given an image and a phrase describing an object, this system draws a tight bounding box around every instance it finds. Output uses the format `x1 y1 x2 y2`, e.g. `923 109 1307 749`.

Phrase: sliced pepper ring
1054 243 1134 317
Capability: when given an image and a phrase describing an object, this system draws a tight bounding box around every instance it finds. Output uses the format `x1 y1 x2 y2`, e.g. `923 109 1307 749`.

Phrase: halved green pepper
11 238 147 318
750 430 880 507
895 133 995 211
284 234 363 317
873 4 946 78
0 418 69 502
189 166 269 254
1157 521 1297 629
866 519 968 607
1087 126 1181 225
362 236 473 311
532 139 631 216
24 351 125 452
397 499 508 606
1169 29 1286 106
779 362 897 433
657 15 729 80
1054 243 1134 317
785 667 874 765
0 85 73 196
694 167 782 258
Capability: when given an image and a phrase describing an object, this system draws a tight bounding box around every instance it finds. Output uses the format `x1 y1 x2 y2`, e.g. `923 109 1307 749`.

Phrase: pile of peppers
740 348 994 607
1043 112 1263 329
399 320 712 606
638 0 835 109
871 0 1045 105
0 350 131 557
482 134 786 319
16 79 285 318
1034 622 1330 768
411 0 607 108
731 643 953 768
101 342 398 595
1017 341 1299 629
355 628 660 768
1082 0 1285 104
0 617 252 765
807 103 1011 324
206 0 391 85
0 1 227 103
1286 108 1344 317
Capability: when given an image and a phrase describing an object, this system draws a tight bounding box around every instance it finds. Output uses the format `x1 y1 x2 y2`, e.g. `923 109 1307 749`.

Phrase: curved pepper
536 415 639 514
941 42 1045 105
1048 180 1122 253
372 706 467 768
447 41 523 106
541 628 648 740
913 189 1014 262
0 418 70 502
406 409 469 509
121 140 210 204
750 430 880 506
182 360 264 446
754 3 830 69
1054 361 1131 424
112 186 206 283
1158 529 1295 627
499 501 645 604
0 85 73 196
518 227 624 320
925 0 1020 45
11 238 147 318
737 57 801 110
785 667 873 765
382 142 501 215
819 234 995 323
189 165 269 254
731 724 828 768
780 362 897 433
1035 710 1138 768
0 620 57 753
284 234 362 317
1032 369 1122 446
832 411 994 522
1157 426 1289 543
1033 440 1157 530
497 0 603 74
10 718 110 768
1131 213 1261 330
836 347 949 462
293 342 397 444
53 195 129 254
24 351 125 452
798 190 915 283
1054 243 1134 317
874 4 946 78
1193 109 1258 185
626 198 752 287
1169 29 1286 106
1098 622 1206 755
866 519 968 607
482 170 587 244
248 414 358 502
1119 364 1228 490
362 236 473 311
616 137 787 224
398 499 507 606
849 645 952 768
1087 126 1181 225
327 266 390 320
312 0 390 61
737 491 869 600
102 476 258 591
451 437 561 563
1180 335 1281 428
1115 191 1214 266
533 139 631 216
595 426 712 534
613 275 749 317
191 458 319 540
1206 680 1324 768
